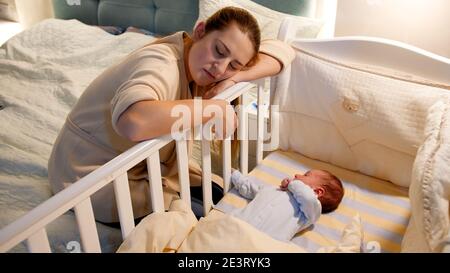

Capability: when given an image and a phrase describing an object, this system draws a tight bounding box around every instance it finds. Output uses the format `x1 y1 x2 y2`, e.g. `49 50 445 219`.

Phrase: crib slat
74 198 101 253
201 130 213 216
256 80 265 165
147 154 165 213
176 132 191 207
27 228 51 253
238 96 248 175
113 173 135 240
222 137 231 193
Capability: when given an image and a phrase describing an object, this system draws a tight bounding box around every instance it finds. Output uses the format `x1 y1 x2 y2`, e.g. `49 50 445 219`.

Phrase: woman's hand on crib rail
211 106 238 139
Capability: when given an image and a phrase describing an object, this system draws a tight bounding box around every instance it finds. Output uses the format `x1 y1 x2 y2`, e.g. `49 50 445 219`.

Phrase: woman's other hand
211 101 238 139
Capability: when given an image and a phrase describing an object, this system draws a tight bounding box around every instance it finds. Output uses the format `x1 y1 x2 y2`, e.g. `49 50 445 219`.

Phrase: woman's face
188 22 255 86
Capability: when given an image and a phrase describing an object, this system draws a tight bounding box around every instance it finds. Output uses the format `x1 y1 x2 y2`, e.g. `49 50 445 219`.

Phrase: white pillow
196 0 323 40
402 99 450 252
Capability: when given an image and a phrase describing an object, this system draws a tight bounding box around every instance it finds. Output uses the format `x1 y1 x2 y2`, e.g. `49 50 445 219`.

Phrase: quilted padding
273 49 449 187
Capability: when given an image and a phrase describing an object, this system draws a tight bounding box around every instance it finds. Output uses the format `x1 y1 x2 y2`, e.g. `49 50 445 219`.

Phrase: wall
335 0 450 58
15 0 54 29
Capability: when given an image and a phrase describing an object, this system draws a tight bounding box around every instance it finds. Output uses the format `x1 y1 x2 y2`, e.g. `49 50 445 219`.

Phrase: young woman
48 7 295 223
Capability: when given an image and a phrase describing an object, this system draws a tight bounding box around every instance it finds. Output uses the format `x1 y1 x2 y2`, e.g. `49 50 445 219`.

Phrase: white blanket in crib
0 18 155 252
117 199 364 253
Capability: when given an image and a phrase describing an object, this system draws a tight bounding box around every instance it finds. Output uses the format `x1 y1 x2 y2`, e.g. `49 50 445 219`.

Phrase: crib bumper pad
274 48 450 188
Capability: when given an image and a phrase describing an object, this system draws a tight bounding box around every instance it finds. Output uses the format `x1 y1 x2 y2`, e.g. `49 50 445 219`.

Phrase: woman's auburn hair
204 6 261 67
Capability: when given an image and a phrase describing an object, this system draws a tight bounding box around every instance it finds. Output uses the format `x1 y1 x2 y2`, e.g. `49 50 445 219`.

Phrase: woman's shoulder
136 31 186 61
112 43 182 84
132 43 181 63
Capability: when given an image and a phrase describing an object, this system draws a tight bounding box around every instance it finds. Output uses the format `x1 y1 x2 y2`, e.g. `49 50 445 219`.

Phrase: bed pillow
196 0 323 40
402 99 450 252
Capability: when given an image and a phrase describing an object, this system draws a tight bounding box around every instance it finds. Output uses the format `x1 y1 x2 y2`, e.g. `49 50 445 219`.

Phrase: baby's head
293 170 344 213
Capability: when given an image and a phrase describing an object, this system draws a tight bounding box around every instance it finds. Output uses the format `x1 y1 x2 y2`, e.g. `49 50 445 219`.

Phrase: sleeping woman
48 7 295 224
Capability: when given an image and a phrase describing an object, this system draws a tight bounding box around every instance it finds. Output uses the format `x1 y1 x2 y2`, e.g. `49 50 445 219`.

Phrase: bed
0 0 337 252
1 0 450 253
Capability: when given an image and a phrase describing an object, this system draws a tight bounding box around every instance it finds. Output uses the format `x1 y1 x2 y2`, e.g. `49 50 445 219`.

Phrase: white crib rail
0 82 258 253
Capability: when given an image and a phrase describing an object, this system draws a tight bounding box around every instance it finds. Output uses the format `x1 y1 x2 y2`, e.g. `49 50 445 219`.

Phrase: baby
229 169 344 242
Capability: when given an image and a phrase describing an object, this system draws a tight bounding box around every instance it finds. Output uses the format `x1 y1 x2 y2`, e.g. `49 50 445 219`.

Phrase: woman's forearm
230 53 282 83
116 99 234 142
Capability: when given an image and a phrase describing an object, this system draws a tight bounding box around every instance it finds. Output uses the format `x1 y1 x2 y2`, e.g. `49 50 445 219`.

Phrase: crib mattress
215 150 410 253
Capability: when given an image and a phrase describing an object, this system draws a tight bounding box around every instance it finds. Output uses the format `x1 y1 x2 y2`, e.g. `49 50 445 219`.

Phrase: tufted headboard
52 0 318 36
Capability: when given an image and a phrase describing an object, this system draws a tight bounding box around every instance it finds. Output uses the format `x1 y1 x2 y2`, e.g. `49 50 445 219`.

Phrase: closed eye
229 63 238 70
215 45 225 56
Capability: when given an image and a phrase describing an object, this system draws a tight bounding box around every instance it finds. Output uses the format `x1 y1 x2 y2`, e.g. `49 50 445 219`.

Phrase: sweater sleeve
259 39 296 72
230 170 263 200
110 45 180 134
287 180 322 225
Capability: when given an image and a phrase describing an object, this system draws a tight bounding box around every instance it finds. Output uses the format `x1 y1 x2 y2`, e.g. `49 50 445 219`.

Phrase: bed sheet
215 150 411 253
0 18 156 252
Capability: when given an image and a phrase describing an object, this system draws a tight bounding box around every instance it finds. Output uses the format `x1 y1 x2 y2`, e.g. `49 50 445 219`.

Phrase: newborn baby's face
291 170 328 189
280 170 328 198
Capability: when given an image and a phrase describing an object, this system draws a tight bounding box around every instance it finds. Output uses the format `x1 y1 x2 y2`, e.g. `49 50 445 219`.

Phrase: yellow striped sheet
259 158 304 176
294 213 402 252
313 213 348 232
318 213 353 230
331 203 408 236
259 157 409 218
232 155 410 235
249 169 286 186
268 151 410 251
350 188 409 217
220 191 249 208
316 209 406 242
216 150 411 252
298 229 339 247
303 213 402 252
316 209 404 244
277 151 409 197
302 208 404 252
221 180 406 251
260 159 409 216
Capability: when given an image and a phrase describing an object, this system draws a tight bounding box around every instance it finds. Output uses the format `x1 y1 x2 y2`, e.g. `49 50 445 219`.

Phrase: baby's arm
287 181 322 225
231 170 263 200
